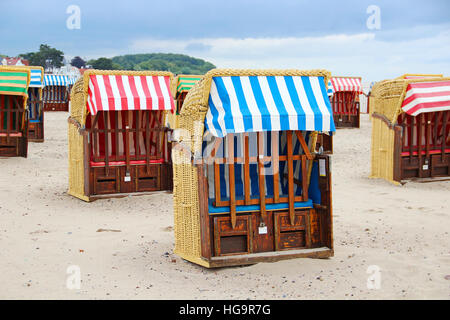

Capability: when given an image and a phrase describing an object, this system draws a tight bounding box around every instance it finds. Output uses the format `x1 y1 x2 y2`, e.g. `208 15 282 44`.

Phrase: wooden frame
70 110 173 201
195 130 333 267
43 85 69 112
0 94 28 157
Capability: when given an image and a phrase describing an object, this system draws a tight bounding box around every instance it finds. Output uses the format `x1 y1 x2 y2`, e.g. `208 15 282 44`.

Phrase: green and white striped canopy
176 75 202 94
0 69 30 97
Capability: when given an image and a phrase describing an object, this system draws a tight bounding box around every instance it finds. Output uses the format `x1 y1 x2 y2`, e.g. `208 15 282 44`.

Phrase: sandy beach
0 112 448 300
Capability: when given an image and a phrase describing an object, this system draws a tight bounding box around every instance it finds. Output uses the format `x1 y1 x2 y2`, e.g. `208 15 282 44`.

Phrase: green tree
88 57 115 70
19 44 64 69
70 56 86 68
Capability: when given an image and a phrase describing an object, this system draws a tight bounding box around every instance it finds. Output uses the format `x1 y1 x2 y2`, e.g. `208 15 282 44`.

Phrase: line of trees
15 44 216 74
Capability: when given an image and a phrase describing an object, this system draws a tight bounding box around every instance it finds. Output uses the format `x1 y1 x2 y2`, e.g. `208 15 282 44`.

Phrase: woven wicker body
173 69 334 268
68 69 175 201
370 75 450 184
0 66 30 157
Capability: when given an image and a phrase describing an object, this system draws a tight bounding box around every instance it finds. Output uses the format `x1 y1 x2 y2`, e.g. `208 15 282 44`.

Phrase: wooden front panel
0 136 27 157
43 102 69 112
400 155 443 179
90 163 170 196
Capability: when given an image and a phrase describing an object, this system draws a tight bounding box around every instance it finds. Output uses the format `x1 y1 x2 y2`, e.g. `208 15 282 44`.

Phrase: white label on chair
258 226 268 234
124 176 131 182
319 159 326 177
423 164 428 170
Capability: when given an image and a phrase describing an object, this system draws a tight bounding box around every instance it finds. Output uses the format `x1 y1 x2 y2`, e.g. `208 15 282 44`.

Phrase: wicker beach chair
0 66 30 157
68 70 175 201
172 69 336 268
43 74 71 111
330 76 362 128
370 75 450 184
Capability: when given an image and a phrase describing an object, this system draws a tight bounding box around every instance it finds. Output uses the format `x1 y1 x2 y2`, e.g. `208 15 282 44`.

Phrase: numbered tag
423 164 429 170
319 159 327 177
124 174 131 182
258 226 268 234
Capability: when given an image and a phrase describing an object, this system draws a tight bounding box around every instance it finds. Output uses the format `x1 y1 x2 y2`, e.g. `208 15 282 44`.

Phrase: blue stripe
206 97 223 137
231 77 253 132
213 77 235 133
249 76 271 131
285 76 307 131
318 77 336 132
301 77 323 132
267 76 290 131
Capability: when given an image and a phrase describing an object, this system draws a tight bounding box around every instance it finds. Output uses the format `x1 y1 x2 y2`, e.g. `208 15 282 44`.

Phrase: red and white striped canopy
402 80 450 116
87 74 175 115
331 77 362 93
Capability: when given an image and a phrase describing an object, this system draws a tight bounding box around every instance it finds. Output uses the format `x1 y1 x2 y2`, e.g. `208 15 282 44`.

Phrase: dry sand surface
0 113 449 300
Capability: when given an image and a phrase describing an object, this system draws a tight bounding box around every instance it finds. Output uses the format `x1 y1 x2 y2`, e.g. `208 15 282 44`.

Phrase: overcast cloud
1 0 449 81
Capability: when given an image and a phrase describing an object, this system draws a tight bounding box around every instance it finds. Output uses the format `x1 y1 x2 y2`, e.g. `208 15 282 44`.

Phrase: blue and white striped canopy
205 75 336 137
327 79 334 97
29 69 43 87
67 75 79 85
44 74 69 87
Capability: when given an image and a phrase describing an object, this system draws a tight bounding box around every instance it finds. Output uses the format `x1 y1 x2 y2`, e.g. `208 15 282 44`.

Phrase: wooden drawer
92 167 118 195
213 215 252 256
278 231 306 250
216 216 248 235
277 210 307 231
275 210 311 251
136 164 159 177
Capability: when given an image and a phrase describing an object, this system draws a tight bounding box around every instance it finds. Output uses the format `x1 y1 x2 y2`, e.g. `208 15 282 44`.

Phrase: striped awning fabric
44 74 69 87
87 74 175 115
327 79 334 97
205 75 335 137
176 75 202 93
0 69 29 96
401 80 450 116
67 76 79 85
331 77 362 93
29 69 43 87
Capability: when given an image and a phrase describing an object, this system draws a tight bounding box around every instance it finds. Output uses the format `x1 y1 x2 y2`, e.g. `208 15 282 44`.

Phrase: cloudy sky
2 0 450 81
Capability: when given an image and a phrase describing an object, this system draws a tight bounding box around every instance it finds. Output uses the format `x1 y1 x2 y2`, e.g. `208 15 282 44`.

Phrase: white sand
0 113 448 300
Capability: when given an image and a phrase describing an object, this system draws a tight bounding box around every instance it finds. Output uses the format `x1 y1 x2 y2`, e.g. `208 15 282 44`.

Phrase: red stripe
163 76 175 111
102 75 116 111
140 76 153 110
408 80 450 89
403 89 450 106
152 76 165 110
405 99 450 115
115 75 129 110
90 75 103 113
128 76 141 110
90 159 164 167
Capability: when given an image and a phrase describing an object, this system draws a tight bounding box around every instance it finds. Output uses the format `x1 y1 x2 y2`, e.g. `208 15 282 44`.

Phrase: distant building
1 57 29 66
